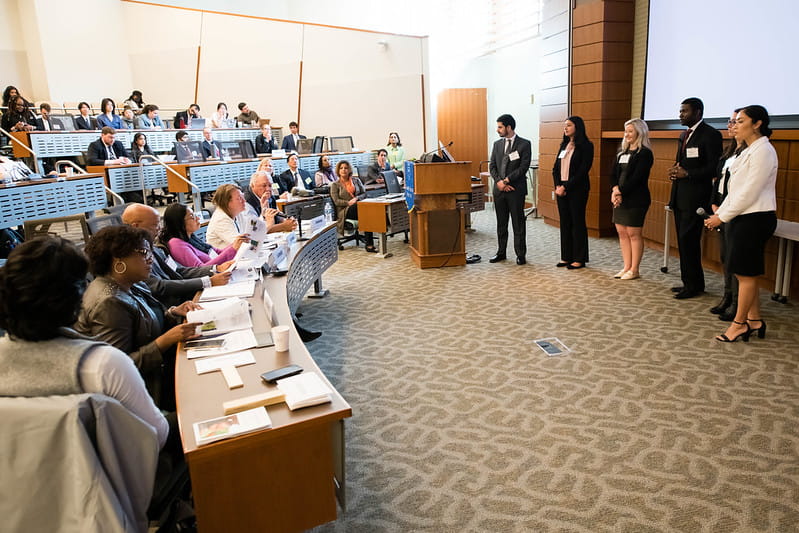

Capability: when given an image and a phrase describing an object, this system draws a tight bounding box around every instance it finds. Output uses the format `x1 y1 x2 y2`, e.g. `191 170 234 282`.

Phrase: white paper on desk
239 214 269 244
276 373 333 411
199 280 256 301
186 329 258 359
193 406 272 446
194 350 256 374
187 298 252 335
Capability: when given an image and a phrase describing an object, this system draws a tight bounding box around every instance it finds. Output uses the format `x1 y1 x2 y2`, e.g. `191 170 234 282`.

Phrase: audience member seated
364 148 390 185
330 160 376 252
277 153 314 195
137 104 164 130
123 90 144 114
2 85 31 109
35 102 55 131
386 131 405 174
75 101 96 130
201 127 223 159
172 130 192 160
121 105 136 129
76 225 201 409
173 103 201 129
280 121 306 152
1 96 37 132
0 236 169 448
210 102 229 129
206 184 252 249
244 170 298 232
236 102 260 125
160 203 244 268
255 124 277 154
131 132 156 163
122 203 231 307
315 155 337 187
87 127 131 166
96 98 124 130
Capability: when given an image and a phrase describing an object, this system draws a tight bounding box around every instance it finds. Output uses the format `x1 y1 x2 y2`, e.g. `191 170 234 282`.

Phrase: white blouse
717 136 777 222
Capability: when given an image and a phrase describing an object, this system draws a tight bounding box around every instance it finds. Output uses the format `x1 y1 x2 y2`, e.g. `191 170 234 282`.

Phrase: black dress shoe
556 261 569 268
710 294 732 314
674 289 701 299
489 254 507 263
719 306 737 322
516 257 526 265
293 320 322 342
671 286 684 293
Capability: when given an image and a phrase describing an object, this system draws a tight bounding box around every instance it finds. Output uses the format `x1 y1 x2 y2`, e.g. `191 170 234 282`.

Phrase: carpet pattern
303 208 799 533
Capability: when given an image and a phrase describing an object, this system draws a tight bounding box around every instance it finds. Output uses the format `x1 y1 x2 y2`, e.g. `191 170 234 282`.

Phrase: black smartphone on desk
261 364 303 384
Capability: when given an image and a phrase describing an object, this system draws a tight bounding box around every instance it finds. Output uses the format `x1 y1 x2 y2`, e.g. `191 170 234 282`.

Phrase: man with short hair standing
489 114 532 265
668 97 723 299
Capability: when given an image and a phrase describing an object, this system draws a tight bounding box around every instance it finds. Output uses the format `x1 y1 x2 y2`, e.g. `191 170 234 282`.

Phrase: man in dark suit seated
255 124 277 154
173 103 201 130
74 102 96 130
121 204 232 307
364 148 391 185
86 127 131 166
201 127 223 159
35 103 55 131
280 121 306 152
277 153 314 196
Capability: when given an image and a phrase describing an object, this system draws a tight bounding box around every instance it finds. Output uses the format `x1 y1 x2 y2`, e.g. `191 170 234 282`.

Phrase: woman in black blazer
552 115 593 269
610 118 653 280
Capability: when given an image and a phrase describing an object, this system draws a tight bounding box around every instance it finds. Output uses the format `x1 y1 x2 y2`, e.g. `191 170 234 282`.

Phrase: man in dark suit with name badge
668 97 722 299
489 114 532 265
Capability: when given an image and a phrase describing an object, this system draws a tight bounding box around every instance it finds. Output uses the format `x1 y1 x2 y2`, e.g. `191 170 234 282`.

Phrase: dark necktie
505 138 512 154
681 128 692 153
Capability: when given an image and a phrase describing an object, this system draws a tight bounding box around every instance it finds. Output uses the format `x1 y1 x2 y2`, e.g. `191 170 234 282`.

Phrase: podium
406 161 472 268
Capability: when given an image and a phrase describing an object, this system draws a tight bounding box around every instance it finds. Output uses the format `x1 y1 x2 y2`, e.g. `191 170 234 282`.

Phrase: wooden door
436 88 487 179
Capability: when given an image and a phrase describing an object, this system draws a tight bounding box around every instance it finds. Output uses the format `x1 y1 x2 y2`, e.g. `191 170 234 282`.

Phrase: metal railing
0 125 40 173
138 155 202 213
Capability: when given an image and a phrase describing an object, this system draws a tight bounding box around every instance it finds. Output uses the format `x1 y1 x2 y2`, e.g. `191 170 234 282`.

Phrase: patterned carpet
302 208 799 533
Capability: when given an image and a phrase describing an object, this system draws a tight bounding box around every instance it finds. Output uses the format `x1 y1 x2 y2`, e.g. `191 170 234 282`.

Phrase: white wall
0 0 33 105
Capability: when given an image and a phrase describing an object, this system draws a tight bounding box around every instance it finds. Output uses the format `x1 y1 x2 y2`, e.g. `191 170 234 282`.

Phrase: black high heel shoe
716 320 751 343
747 318 767 339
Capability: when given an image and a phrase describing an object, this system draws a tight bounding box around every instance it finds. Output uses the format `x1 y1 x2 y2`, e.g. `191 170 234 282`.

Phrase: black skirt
612 206 648 227
726 211 777 276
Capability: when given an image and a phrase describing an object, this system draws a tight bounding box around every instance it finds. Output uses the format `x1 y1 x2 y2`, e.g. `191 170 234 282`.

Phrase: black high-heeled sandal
716 320 751 343
747 318 767 339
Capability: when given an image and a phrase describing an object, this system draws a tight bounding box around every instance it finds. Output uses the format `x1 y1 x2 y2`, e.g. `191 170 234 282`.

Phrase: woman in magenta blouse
158 203 246 268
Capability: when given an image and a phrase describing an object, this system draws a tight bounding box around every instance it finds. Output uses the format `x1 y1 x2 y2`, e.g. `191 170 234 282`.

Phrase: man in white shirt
277 153 314 196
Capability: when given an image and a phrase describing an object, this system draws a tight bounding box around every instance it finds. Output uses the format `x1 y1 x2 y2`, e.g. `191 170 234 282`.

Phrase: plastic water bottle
324 202 333 224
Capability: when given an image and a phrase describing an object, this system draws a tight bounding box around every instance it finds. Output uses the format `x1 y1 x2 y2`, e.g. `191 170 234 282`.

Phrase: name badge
619 154 631 164
508 151 520 161
165 254 179 271
686 147 699 158
558 150 567 159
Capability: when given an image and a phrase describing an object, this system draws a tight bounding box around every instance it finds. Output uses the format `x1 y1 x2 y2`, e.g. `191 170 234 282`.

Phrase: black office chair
87 213 123 235
312 136 325 154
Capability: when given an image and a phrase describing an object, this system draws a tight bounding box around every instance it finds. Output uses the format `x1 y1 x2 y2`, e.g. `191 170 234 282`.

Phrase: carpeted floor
302 208 799 533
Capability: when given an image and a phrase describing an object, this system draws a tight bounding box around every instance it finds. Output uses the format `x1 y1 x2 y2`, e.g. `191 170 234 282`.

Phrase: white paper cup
272 325 290 352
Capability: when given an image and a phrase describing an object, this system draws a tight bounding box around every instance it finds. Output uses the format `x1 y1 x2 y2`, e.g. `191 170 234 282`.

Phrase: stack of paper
276 373 333 411
187 298 252 335
193 406 272 446
185 329 258 359
199 280 256 301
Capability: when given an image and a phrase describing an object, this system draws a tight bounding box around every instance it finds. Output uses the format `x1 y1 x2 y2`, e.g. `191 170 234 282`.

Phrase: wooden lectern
408 161 473 268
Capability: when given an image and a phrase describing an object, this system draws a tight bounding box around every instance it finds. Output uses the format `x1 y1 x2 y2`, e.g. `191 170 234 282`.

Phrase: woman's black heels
747 318 767 339
716 320 751 343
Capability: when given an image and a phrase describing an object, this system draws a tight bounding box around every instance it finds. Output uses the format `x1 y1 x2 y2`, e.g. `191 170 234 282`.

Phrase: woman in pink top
158 203 246 268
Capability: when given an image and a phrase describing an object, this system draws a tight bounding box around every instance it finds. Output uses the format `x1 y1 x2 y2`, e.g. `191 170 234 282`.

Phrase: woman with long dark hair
552 116 593 269
315 155 337 187
96 97 124 130
130 132 155 163
159 202 244 268
705 105 777 342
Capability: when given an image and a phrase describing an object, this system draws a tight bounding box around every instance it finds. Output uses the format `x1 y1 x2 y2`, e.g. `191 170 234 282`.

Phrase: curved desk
176 224 349 533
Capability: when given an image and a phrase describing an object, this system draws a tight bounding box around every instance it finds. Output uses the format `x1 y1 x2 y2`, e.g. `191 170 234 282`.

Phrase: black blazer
35 117 54 131
75 115 96 130
552 140 594 193
610 146 653 208
669 121 723 211
277 168 314 194
201 140 223 159
281 134 306 152
86 138 131 166
146 246 212 308
489 135 533 196
255 135 277 154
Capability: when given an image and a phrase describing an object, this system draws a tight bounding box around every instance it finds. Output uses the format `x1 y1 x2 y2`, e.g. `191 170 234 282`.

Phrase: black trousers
674 207 705 291
345 204 374 245
556 188 589 263
494 190 527 258
719 224 738 302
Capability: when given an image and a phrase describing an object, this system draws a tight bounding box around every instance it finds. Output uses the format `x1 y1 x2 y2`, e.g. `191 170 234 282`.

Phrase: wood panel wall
436 88 488 179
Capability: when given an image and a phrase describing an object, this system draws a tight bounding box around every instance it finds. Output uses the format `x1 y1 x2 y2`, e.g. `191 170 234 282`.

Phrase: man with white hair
243 169 297 233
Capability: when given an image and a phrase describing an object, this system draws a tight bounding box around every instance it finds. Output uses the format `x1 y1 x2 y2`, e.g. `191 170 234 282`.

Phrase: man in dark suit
364 148 390 185
201 127 224 159
255 124 277 154
35 103 55 131
74 102 96 130
277 153 314 195
668 97 723 299
280 121 306 152
86 127 131 166
173 103 201 129
121 204 232 307
489 114 532 265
